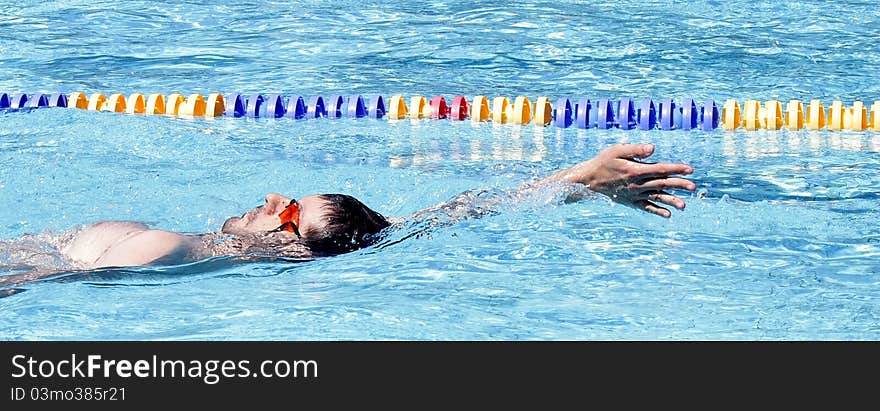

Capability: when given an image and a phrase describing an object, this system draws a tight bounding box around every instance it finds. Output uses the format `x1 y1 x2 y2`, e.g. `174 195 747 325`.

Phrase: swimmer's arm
0 268 63 288
535 143 696 218
400 143 696 224
398 171 587 226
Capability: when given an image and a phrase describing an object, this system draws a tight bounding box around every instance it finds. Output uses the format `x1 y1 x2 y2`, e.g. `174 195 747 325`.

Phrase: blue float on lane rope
246 94 265 118
659 98 676 130
680 98 698 130
306 96 326 119
325 95 343 119
368 95 386 119
638 98 656 130
262 94 286 118
553 98 573 128
10 93 28 110
48 93 67 108
286 96 306 119
225 94 246 117
575 98 592 129
702 99 719 130
617 98 635 130
596 98 614 129
347 95 366 118
27 94 49 109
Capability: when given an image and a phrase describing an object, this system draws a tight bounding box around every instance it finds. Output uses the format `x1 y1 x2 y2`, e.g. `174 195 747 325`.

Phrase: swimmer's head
221 193 390 257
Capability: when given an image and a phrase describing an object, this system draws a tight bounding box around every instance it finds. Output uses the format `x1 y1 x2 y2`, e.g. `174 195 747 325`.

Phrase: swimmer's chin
220 217 241 234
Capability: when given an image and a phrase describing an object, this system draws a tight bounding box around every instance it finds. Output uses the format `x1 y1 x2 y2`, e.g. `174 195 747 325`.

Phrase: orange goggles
275 199 301 237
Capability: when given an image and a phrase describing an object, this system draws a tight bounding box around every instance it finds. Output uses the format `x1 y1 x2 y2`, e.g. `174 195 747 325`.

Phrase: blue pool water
1 0 879 340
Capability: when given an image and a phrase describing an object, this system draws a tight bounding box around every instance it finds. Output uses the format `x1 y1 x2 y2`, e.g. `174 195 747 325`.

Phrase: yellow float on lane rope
386 95 407 120
102 93 127 112
827 100 845 131
87 93 106 111
205 93 225 118
763 100 782 130
511 96 531 125
408 95 427 120
164 93 185 116
492 96 510 123
534 97 552 126
784 100 803 130
180 94 206 117
806 99 825 130
722 99 741 130
68 92 88 109
125 94 146 114
145 94 166 115
871 101 880 132
743 100 761 130
470 96 489 122
846 101 867 131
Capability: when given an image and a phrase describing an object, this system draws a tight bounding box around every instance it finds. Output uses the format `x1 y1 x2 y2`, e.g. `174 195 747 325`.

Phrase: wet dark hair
300 194 391 256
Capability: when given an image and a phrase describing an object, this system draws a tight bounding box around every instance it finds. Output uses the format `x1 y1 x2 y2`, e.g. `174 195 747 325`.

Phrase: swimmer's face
221 193 329 237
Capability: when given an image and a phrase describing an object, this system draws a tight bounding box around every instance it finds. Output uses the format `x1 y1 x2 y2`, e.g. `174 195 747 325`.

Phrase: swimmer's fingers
635 200 672 218
629 162 694 180
630 178 697 193
642 191 686 211
603 143 656 160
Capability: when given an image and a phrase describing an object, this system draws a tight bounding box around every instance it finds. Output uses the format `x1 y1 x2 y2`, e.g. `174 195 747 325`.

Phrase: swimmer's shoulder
62 221 151 267
63 221 206 269
93 229 197 268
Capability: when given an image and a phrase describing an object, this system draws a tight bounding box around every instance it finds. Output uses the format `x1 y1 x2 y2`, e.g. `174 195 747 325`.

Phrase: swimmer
0 143 695 289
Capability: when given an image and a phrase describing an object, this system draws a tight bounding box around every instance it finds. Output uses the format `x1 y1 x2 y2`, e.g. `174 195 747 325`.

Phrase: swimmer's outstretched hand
544 143 696 217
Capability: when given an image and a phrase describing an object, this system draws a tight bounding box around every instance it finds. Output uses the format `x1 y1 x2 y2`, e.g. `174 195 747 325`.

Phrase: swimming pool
1 0 879 340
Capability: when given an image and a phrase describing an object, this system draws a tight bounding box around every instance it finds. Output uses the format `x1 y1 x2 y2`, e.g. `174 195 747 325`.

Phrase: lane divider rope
2 92 879 132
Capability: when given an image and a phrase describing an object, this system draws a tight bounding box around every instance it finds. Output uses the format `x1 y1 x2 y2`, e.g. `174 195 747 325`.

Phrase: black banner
1 342 876 408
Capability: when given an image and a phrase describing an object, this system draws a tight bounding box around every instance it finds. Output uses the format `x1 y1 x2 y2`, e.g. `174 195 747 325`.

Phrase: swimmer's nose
264 192 291 212
265 192 283 203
